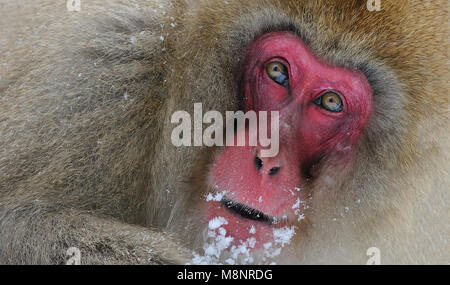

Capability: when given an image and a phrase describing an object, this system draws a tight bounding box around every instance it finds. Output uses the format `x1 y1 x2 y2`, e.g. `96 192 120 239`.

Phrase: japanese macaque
0 0 448 264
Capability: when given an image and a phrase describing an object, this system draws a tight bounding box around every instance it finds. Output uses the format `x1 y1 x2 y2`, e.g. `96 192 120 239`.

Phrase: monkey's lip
221 196 281 225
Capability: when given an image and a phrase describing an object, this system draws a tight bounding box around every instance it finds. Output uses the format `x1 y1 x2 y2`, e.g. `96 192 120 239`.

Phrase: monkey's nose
268 166 281 176
254 155 282 176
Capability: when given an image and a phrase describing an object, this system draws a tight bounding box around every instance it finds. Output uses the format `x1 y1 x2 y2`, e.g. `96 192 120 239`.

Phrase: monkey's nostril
268 166 280 176
254 156 263 171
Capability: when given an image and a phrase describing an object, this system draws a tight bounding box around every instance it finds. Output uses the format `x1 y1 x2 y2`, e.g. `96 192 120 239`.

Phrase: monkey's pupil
315 92 343 112
267 61 288 87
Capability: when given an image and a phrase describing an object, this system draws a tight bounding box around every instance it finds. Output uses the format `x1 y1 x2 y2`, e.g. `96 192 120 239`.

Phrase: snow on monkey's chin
207 201 276 250
188 192 301 265
190 210 297 265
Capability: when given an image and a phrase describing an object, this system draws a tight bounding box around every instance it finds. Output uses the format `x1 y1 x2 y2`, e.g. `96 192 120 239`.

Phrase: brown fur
0 0 448 264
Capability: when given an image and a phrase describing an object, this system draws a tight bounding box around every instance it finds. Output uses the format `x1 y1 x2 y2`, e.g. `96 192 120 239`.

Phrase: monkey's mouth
221 196 280 225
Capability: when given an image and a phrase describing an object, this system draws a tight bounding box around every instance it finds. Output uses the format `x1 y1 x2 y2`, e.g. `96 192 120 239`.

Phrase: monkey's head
156 0 445 264
207 31 372 248
0 0 446 266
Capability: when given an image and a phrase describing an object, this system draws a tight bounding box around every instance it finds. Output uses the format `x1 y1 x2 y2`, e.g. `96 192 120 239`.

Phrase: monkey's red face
207 32 372 249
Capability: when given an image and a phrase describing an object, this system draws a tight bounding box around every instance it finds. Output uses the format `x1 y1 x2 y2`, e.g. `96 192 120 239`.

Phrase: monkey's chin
206 198 296 251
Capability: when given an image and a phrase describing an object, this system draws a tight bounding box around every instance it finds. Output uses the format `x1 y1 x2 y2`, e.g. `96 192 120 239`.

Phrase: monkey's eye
314 91 343 112
266 61 289 87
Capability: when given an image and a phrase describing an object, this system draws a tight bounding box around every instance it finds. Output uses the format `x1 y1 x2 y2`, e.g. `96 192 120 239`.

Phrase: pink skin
207 32 373 249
